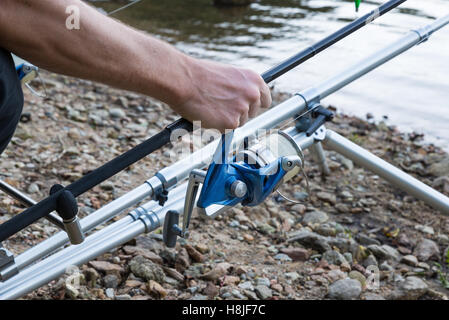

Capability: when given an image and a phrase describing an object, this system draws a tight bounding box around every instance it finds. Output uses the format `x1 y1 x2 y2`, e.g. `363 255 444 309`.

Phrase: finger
239 110 249 127
259 83 272 110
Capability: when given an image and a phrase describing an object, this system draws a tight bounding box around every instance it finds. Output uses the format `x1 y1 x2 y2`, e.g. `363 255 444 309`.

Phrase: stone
287 230 331 253
316 192 337 205
302 211 329 225
327 269 347 283
244 290 259 300
200 262 232 282
147 280 167 298
122 246 163 264
391 276 428 300
322 250 347 266
129 255 166 283
88 260 123 273
103 274 119 289
274 253 292 262
363 293 386 300
348 271 366 288
175 248 190 272
362 254 378 268
27 183 40 194
413 239 440 261
280 247 310 261
203 282 219 298
436 234 449 245
238 281 254 291
327 279 362 300
185 244 205 263
401 255 419 267
290 204 306 214
428 158 449 176
195 243 210 254
105 288 115 299
284 272 300 282
256 278 271 287
414 224 435 235
367 244 400 261
254 285 272 300
115 294 132 300
356 234 381 246
109 108 126 119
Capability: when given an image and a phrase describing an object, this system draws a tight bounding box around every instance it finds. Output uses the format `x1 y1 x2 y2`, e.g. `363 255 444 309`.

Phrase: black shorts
0 49 24 155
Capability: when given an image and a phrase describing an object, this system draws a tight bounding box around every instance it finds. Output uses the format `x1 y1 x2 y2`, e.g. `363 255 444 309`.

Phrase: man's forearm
0 0 192 106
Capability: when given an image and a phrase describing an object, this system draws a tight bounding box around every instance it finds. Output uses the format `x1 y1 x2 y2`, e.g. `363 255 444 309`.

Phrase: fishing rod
0 0 407 246
1 13 449 299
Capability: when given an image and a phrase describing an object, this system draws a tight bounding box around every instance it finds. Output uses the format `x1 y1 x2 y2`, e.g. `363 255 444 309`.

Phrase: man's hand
176 58 272 132
0 0 271 132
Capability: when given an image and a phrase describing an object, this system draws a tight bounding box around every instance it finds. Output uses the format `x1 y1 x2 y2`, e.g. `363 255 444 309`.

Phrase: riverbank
1 71 448 300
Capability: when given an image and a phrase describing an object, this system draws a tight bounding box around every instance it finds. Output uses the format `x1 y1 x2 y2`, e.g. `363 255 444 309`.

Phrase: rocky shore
1 71 448 300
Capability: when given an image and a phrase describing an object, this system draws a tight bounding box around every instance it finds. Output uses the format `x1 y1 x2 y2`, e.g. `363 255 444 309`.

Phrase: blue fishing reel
163 130 304 247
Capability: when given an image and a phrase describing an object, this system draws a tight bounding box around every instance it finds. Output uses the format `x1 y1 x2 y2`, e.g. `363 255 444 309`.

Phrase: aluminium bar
324 130 449 215
7 14 449 273
0 182 190 299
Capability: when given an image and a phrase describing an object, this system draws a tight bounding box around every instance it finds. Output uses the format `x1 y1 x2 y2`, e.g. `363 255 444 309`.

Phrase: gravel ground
1 71 449 300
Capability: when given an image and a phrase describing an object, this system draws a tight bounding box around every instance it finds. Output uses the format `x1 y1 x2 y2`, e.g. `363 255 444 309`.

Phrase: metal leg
0 180 64 229
310 142 331 176
323 130 449 215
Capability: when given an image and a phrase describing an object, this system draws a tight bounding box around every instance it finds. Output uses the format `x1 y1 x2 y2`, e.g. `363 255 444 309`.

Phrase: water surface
96 0 449 150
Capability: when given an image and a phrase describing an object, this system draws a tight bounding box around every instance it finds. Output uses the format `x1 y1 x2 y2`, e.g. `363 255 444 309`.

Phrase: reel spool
163 130 306 248
235 130 304 187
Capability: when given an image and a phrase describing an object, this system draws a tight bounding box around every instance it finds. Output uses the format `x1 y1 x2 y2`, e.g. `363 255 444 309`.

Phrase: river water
96 0 449 150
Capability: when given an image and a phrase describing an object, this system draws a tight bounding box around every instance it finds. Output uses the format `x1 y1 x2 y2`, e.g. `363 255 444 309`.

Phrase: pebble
129 256 166 283
284 272 300 282
103 274 119 289
348 271 366 288
316 192 337 205
274 253 292 262
413 239 440 262
232 289 246 300
88 260 123 273
437 234 449 245
27 183 40 194
238 281 254 291
367 244 400 261
105 288 115 299
109 108 126 119
391 276 428 300
287 230 331 253
279 247 310 261
256 278 271 287
414 224 435 235
302 211 329 225
148 280 167 298
327 279 362 300
401 255 418 267
362 254 378 268
254 285 273 300
356 234 381 246
322 250 346 266
185 244 205 263
115 294 132 300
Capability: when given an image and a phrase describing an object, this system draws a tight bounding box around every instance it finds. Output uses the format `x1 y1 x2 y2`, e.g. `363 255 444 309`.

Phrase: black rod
261 0 407 83
0 119 192 242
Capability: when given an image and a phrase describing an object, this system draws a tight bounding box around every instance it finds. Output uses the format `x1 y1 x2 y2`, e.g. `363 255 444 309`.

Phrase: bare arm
0 0 271 131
